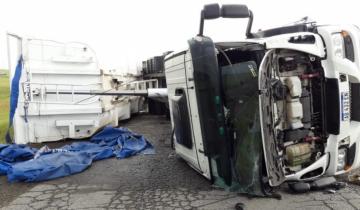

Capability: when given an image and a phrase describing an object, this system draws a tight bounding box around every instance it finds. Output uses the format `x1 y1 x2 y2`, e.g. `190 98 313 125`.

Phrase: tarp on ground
0 126 154 182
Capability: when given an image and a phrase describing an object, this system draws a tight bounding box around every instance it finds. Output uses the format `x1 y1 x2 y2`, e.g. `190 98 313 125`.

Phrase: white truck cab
165 4 360 195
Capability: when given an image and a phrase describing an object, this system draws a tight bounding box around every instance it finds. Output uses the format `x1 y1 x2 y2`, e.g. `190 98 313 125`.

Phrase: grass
0 69 9 144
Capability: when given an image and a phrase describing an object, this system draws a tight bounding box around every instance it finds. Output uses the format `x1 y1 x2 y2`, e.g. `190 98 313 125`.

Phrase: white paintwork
285 153 329 181
55 120 98 138
165 50 211 179
184 50 211 179
165 52 201 170
263 32 326 57
317 25 360 175
258 26 360 182
166 25 360 185
7 34 148 143
258 50 276 185
101 73 153 120
148 88 168 98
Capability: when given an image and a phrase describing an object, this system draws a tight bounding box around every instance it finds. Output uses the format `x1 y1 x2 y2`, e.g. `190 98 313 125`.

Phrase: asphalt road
1 114 360 210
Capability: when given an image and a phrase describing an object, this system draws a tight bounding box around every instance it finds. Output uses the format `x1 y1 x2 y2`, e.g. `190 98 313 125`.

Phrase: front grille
325 78 340 135
350 83 360 122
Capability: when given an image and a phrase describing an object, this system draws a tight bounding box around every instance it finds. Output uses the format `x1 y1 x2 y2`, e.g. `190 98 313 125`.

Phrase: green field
0 70 9 144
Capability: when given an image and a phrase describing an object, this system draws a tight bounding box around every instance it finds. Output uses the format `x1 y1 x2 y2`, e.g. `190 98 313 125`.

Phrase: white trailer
6 34 154 144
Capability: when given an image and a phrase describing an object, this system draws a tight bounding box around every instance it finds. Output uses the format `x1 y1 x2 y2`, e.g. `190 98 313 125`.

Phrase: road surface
1 114 360 210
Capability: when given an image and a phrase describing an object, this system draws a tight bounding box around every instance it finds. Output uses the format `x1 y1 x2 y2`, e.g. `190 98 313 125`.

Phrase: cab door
165 51 203 174
187 36 232 185
183 50 212 179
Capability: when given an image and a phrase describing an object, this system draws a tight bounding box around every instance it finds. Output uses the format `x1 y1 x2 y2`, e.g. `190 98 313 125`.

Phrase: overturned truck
7 3 360 196
165 4 360 195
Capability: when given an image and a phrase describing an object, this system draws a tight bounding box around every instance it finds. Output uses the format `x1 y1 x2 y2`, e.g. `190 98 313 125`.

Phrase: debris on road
1 115 360 210
325 189 336 194
0 126 154 182
288 176 349 194
234 202 245 210
348 174 360 185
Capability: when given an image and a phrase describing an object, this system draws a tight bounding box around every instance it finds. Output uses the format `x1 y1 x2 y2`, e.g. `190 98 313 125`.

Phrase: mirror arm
198 11 205 36
246 10 253 38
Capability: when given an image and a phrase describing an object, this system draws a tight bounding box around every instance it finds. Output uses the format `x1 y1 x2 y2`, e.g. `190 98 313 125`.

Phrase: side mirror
221 4 249 18
198 4 254 38
203 4 221 19
199 4 220 36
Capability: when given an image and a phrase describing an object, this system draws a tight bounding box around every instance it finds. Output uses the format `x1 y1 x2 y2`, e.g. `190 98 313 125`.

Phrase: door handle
175 88 185 96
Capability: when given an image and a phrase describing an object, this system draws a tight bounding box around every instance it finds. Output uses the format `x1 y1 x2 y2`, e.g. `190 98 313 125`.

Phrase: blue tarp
6 56 23 144
0 126 154 182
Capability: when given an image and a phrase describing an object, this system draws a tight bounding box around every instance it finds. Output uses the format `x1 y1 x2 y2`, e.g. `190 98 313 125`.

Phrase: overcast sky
0 0 359 73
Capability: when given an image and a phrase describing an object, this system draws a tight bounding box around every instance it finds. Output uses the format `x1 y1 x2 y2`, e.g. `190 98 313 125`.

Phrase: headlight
332 33 344 58
342 31 355 62
332 31 355 62
337 147 347 171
